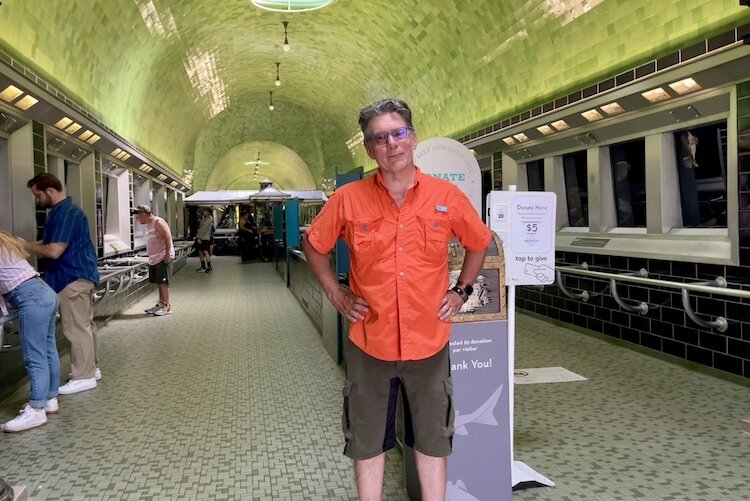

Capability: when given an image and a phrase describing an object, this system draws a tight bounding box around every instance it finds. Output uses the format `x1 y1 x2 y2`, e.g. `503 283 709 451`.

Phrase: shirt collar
373 165 424 193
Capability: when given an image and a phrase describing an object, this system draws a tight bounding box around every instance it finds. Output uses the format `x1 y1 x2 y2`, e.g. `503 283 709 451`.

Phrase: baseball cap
130 204 152 215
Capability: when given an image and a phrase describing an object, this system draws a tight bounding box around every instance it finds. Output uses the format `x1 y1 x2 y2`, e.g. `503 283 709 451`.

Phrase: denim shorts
342 340 454 460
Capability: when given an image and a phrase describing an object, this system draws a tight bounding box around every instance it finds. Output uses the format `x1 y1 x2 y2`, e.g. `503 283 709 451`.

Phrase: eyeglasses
366 127 412 146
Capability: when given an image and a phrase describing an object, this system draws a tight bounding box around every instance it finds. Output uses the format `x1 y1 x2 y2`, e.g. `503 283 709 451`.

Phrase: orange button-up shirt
306 167 491 362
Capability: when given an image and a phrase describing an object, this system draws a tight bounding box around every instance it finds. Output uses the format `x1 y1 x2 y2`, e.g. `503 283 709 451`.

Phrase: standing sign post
409 138 512 500
487 186 556 489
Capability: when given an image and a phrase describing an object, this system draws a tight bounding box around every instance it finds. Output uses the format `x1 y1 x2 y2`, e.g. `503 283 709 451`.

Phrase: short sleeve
306 192 345 254
449 187 492 251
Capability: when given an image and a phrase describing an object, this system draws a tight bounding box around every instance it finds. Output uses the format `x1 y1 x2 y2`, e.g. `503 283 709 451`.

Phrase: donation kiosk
403 139 513 500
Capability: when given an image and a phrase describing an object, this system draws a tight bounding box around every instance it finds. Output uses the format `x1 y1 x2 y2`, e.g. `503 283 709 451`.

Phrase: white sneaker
20 397 58 414
45 397 59 414
67 368 102 381
3 404 47 432
58 378 97 395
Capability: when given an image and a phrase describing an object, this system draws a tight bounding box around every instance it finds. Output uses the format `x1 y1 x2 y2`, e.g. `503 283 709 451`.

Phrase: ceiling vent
0 111 18 132
668 105 701 123
47 136 65 151
575 132 597 146
71 147 88 161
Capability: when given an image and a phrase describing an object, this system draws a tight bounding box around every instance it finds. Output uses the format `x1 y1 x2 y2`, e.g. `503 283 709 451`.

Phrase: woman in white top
0 230 60 432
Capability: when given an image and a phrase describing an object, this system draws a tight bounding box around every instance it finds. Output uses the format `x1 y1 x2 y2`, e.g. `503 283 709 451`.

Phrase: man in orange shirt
303 98 491 500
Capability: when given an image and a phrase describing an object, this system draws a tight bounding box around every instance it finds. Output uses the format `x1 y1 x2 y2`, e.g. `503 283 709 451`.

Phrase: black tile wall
515 79 750 380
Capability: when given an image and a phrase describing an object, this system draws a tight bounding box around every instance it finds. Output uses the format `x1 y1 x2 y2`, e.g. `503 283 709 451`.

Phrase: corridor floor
0 256 747 500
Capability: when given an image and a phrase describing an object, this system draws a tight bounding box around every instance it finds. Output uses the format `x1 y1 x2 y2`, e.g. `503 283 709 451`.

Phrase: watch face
464 284 474 296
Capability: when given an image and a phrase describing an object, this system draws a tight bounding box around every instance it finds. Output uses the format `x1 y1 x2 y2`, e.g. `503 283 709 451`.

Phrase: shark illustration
454 384 504 436
446 480 481 501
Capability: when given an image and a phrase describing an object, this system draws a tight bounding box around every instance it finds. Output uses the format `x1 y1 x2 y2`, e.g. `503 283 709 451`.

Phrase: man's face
30 185 53 209
364 112 417 175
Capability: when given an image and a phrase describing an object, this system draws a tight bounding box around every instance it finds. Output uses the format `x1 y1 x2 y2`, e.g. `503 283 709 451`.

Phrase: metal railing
554 263 750 333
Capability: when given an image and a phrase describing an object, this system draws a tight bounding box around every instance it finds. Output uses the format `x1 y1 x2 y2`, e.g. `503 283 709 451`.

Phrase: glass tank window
563 151 588 227
610 139 646 227
673 122 728 228
526 160 544 191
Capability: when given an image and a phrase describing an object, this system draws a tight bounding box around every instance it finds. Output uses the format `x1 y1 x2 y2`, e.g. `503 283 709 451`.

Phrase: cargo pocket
442 377 455 437
342 381 354 441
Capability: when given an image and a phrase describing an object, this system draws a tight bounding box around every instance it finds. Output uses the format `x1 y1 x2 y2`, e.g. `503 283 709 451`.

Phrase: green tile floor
0 257 747 500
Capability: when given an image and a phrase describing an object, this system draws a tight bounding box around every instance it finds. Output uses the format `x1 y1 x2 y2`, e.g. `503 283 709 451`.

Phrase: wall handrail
556 265 750 299
556 264 746 332
610 268 650 315
555 263 590 302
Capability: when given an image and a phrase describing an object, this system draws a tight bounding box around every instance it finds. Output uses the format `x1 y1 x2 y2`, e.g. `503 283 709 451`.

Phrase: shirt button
399 247 404 252
399 271 405 277
399 224 404 228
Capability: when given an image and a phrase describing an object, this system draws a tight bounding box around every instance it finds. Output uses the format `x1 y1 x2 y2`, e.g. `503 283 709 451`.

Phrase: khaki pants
58 279 98 380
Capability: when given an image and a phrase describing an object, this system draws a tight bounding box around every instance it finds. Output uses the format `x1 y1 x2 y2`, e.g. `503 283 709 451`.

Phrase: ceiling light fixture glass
250 1 335 13
268 90 275 111
14 95 38 110
550 119 570 131
600 102 625 116
512 132 529 143
537 125 555 136
669 78 702 95
0 85 23 102
581 109 604 122
282 21 290 52
641 87 671 103
275 62 281 86
502 137 516 146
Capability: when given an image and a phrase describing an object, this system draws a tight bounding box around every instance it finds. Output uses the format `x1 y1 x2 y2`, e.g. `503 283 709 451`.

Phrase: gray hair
358 98 414 135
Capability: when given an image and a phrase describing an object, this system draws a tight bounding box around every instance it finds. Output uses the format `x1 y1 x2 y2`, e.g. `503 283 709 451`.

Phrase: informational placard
487 191 556 285
447 320 512 500
414 137 482 215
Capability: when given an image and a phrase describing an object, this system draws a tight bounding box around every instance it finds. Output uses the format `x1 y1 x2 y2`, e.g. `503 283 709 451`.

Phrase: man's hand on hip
331 286 369 323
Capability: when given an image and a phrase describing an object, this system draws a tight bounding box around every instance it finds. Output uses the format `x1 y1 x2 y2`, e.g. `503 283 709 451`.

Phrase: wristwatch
450 282 474 303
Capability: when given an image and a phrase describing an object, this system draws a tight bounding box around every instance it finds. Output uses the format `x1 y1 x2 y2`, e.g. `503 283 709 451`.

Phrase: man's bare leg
415 451 447 501
354 454 385 501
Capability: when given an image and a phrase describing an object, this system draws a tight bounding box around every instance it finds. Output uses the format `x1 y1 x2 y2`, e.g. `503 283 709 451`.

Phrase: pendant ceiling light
268 91 274 111
282 21 290 52
275 62 281 87
250 1 335 13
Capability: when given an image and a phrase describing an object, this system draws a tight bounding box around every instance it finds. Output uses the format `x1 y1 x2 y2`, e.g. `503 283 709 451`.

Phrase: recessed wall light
600 102 625 116
581 109 604 122
170 181 178 187
139 163 153 173
550 119 570 131
64 122 82 134
54 117 73 129
157 174 168 181
86 134 100 144
669 78 701 95
641 87 671 103
502 137 516 145
14 95 38 110
0 85 23 102
513 133 529 143
79 130 94 141
537 125 555 135
112 148 123 156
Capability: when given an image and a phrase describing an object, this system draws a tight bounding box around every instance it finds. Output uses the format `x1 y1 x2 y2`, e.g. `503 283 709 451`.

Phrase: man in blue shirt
22 173 101 395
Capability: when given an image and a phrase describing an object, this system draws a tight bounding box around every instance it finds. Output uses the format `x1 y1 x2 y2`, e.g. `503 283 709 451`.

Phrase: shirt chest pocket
349 216 385 256
417 215 451 263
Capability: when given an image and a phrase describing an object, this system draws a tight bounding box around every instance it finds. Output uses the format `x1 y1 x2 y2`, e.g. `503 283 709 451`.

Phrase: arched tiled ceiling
205 140 314 191
1 1 748 191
